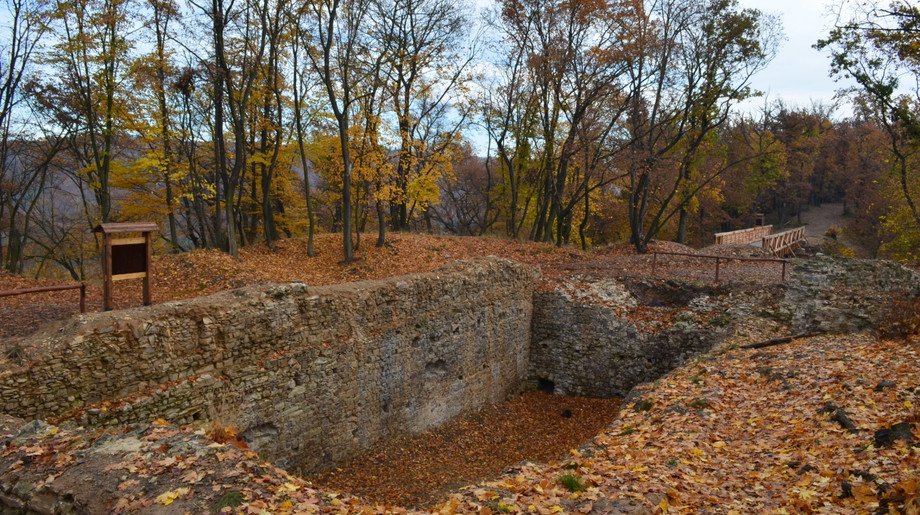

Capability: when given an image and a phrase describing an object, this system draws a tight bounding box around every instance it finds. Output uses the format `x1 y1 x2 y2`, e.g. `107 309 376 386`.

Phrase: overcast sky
735 0 848 112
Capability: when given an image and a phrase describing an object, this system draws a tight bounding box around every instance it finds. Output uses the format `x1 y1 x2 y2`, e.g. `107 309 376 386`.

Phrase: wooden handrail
762 227 807 257
651 251 789 281
0 283 87 313
714 225 773 245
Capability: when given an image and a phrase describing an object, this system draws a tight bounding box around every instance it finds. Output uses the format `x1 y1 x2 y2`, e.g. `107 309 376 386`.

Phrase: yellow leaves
549 505 564 513
712 441 726 449
280 482 300 493
155 487 190 506
796 488 817 501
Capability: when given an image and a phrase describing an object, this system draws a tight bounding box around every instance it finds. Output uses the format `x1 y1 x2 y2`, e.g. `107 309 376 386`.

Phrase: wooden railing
762 227 806 257
651 251 790 282
0 283 87 313
714 225 773 245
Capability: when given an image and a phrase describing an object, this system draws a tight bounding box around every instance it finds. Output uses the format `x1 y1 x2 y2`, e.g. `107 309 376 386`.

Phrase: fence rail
714 225 773 245
651 251 790 282
0 283 87 313
762 227 807 257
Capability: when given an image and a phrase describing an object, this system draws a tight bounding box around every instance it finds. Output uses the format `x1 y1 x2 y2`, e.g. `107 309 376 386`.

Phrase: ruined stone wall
528 280 735 398
0 258 536 473
529 256 920 399
786 256 920 334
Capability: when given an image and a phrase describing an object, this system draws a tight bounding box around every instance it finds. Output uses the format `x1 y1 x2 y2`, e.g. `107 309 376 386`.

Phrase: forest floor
0 232 789 343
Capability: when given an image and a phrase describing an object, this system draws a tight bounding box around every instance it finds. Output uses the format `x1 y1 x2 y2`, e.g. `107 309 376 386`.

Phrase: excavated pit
3 255 919 511
308 391 621 508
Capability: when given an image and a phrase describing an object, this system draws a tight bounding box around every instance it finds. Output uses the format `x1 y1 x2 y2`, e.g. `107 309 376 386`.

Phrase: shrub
878 297 920 339
215 491 244 510
4 343 26 365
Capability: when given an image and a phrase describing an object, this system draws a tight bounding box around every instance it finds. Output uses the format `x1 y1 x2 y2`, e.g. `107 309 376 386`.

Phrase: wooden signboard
93 222 157 311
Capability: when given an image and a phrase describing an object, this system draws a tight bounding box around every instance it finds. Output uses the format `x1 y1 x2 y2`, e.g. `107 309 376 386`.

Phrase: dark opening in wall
537 377 555 394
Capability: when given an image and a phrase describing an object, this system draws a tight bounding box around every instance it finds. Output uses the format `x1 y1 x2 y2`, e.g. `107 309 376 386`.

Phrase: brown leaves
311 392 620 508
437 334 920 513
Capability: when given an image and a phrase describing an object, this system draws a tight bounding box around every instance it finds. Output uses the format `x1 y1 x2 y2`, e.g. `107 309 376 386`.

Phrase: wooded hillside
1 0 920 279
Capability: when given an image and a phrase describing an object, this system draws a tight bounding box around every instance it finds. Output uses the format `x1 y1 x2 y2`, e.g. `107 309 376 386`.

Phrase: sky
735 0 850 113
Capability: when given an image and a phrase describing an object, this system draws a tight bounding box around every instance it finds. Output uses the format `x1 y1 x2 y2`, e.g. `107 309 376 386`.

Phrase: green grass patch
558 473 587 493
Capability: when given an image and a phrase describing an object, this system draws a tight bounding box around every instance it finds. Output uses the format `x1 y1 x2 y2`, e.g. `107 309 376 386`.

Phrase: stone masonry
0 257 536 473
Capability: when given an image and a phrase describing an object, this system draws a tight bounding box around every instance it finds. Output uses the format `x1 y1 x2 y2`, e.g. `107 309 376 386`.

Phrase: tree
0 0 48 268
47 0 135 225
818 0 920 231
624 0 779 251
298 0 373 263
377 0 474 234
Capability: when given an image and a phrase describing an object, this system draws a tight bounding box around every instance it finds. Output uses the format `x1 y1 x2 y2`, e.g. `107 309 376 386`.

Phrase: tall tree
48 0 134 224
299 0 372 262
0 0 48 267
819 0 920 230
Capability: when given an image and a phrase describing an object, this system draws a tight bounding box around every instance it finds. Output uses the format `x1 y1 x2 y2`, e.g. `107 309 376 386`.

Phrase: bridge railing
762 227 807 257
714 225 773 245
651 251 790 282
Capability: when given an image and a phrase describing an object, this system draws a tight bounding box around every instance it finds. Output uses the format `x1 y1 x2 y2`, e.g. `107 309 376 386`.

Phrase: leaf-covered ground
311 392 622 508
444 333 920 514
1 333 917 513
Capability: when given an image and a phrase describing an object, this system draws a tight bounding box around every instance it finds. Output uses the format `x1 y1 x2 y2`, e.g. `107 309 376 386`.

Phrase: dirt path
799 202 845 241
799 203 869 256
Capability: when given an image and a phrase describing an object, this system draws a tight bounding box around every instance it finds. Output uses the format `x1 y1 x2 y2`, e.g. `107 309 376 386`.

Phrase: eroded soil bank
309 391 621 508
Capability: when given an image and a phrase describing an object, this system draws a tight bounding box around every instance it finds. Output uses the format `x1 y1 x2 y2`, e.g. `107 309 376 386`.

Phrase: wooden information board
93 222 157 311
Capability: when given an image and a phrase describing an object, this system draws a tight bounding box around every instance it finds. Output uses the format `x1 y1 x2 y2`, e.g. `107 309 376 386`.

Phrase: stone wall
0 258 536 473
529 279 737 398
786 256 920 333
529 256 920 399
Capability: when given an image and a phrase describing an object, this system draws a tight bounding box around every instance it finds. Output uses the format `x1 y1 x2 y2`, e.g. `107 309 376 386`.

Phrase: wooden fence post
103 233 113 311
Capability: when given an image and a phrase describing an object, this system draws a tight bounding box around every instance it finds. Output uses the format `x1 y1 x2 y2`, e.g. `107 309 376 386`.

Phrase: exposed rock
874 422 915 447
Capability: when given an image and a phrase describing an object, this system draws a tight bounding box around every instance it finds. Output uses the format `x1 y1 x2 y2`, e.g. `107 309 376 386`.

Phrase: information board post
93 222 157 311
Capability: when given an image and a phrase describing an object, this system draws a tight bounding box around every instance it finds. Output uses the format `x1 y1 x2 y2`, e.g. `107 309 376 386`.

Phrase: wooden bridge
714 225 807 257
761 227 807 257
714 225 773 245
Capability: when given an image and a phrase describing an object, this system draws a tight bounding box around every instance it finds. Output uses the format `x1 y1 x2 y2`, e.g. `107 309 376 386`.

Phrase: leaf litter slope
444 333 920 514
1 333 917 513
